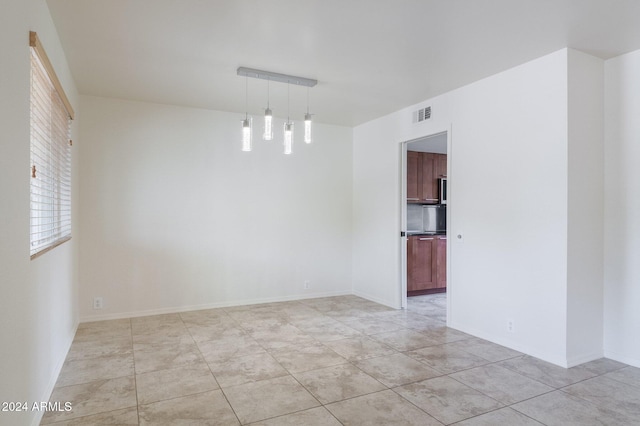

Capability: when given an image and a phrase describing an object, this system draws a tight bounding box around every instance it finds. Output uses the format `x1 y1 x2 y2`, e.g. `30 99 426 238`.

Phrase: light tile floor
41 294 640 425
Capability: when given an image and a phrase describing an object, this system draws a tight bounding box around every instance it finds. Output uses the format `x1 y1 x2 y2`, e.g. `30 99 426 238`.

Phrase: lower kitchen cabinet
408 235 446 294
436 235 447 289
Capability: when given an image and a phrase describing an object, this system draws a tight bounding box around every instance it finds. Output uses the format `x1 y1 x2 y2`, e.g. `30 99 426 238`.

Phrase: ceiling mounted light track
237 67 317 87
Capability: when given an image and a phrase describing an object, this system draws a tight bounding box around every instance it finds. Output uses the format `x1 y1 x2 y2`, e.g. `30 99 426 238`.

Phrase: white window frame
29 31 75 259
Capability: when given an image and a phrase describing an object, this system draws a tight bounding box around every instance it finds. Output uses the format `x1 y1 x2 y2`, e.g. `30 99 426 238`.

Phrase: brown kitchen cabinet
408 234 446 294
407 151 447 204
436 235 447 288
408 235 436 292
435 153 447 182
421 153 439 203
407 151 421 201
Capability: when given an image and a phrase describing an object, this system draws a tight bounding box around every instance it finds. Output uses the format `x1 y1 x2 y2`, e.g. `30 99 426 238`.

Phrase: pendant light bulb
263 108 273 141
283 122 293 155
263 78 273 141
241 75 252 151
304 113 312 144
304 86 313 144
283 82 293 155
242 116 252 152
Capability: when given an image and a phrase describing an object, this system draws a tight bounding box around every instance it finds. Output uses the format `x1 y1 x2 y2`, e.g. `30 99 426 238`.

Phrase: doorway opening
400 131 450 325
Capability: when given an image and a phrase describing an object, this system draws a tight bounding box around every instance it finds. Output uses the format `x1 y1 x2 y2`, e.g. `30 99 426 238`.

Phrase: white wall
0 1 79 425
604 49 640 368
566 49 604 365
352 113 411 308
78 96 353 320
448 51 571 366
353 49 607 366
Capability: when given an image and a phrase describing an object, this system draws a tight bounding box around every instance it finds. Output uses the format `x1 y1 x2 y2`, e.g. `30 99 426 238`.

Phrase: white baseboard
79 290 352 323
448 320 570 367
565 351 605 368
32 321 79 426
604 348 640 368
352 290 400 309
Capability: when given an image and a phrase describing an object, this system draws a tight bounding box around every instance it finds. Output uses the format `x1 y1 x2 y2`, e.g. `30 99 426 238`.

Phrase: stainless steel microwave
439 177 447 204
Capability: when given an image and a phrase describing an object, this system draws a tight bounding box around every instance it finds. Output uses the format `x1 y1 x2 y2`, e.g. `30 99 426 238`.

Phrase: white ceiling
408 133 448 154
47 0 640 127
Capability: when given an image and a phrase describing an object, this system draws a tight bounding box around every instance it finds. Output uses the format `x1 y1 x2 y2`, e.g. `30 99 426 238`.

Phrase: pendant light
241 75 252 151
236 67 317 155
242 117 252 151
283 82 293 155
304 87 312 144
263 78 273 141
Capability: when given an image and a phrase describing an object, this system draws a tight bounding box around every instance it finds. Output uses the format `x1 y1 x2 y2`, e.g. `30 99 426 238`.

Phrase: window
29 31 74 259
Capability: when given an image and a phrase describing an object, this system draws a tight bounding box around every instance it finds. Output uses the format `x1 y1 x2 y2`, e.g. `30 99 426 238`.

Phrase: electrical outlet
507 319 514 333
304 280 311 290
93 297 103 310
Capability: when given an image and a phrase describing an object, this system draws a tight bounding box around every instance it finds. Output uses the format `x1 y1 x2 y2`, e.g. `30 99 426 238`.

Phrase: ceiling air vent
412 106 432 124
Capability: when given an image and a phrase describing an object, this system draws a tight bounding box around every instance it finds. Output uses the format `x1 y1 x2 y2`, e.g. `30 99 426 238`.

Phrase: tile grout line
179 310 244 426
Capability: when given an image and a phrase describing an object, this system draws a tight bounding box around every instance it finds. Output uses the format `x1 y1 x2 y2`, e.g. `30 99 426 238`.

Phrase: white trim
32 322 78 426
604 349 640 369
352 289 400 309
400 142 408 309
566 351 606 368
450 320 570 368
400 128 451 315
445 125 453 326
79 291 351 323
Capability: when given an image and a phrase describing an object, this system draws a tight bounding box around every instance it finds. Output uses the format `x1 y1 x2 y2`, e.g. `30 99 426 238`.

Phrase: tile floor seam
505 386 566 406
41 406 139 425
386 386 447 425
555 379 636 418
213 387 243 425
445 371 515 407
137 386 222 406
482 358 560 390
129 317 141 426
243 405 337 425
493 358 565 389
449 405 549 426
346 358 393 389
602 373 640 390
506 399 555 426
51 373 136 390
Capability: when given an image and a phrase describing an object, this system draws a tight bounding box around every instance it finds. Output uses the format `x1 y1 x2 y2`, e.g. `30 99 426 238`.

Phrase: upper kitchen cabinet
421 153 439 203
407 151 447 204
435 153 447 181
407 151 422 202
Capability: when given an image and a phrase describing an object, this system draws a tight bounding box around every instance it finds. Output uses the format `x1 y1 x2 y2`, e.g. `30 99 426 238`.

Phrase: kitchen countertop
407 231 447 236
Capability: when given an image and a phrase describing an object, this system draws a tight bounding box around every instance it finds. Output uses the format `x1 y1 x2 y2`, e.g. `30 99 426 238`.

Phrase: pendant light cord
245 75 248 120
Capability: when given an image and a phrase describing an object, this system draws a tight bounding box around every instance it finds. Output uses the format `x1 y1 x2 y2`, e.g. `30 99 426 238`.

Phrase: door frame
399 128 452 323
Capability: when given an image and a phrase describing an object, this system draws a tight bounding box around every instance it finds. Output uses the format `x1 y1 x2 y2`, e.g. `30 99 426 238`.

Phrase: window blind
29 32 73 258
